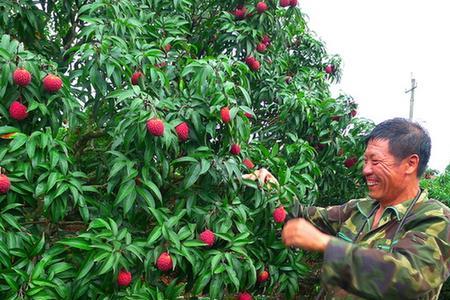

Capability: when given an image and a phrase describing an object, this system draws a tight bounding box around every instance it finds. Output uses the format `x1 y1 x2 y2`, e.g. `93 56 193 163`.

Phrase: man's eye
372 160 379 165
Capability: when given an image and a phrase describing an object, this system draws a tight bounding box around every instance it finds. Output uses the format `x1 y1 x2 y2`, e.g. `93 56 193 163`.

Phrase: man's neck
378 185 420 210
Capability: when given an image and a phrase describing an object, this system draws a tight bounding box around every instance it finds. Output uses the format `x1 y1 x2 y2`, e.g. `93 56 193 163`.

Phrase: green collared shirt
301 189 450 299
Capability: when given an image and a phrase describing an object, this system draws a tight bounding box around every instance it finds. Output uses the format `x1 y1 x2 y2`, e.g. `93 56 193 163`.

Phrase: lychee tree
0 0 373 299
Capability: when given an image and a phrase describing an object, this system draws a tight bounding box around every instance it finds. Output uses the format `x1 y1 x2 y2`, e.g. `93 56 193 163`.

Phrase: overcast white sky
301 0 450 172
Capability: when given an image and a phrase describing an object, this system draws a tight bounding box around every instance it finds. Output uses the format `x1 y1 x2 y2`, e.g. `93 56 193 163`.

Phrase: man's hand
242 168 279 187
281 218 332 252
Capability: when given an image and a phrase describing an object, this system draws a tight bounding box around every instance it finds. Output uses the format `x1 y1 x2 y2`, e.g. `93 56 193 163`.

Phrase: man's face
363 139 408 203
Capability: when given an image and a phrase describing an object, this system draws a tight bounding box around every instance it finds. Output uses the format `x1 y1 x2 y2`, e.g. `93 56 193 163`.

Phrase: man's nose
362 162 372 176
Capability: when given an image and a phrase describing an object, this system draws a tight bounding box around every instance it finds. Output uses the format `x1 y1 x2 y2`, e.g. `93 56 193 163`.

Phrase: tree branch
74 130 106 157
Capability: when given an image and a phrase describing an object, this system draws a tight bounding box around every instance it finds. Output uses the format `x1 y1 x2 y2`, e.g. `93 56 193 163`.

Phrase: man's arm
298 200 357 236
321 215 450 298
243 168 354 235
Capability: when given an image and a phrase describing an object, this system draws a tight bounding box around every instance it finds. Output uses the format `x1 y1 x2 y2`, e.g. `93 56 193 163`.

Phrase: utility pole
405 73 417 121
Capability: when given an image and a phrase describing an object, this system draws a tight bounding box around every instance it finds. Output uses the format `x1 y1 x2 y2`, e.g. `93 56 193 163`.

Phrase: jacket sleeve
299 200 357 236
321 215 450 298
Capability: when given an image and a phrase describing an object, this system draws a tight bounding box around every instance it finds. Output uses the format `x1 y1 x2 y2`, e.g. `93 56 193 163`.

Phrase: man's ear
405 154 420 175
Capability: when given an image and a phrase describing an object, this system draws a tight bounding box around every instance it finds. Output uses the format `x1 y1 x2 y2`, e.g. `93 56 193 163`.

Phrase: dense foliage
422 166 450 205
0 0 373 299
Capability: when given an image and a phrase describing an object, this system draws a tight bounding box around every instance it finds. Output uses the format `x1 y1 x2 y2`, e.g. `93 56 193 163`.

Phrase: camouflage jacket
300 189 450 299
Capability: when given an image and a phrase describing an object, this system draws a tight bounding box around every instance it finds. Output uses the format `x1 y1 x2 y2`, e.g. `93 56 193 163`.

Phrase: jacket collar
356 189 428 220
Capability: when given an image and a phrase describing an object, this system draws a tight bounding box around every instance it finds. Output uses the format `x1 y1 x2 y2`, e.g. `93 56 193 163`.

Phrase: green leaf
136 186 155 208
226 266 240 291
123 188 137 214
106 88 135 103
1 203 22 213
171 156 198 165
147 226 162 246
8 133 27 152
248 260 257 288
211 253 222 272
183 240 206 247
47 172 59 192
76 255 95 280
88 218 111 231
57 238 91 250
184 162 201 189
26 137 36 159
125 244 145 262
2 274 19 291
55 183 69 198
98 253 115 275
48 262 73 275
200 159 211 175
108 160 125 179
192 271 211 295
115 180 135 206
209 276 223 300
0 126 19 135
238 86 252 106
1 213 21 230
143 179 162 202
31 259 46 280
32 279 57 288
50 151 59 169
30 233 45 257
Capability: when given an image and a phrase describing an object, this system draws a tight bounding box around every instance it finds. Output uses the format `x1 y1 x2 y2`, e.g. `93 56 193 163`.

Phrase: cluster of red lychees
9 68 62 121
231 1 297 75
0 68 64 195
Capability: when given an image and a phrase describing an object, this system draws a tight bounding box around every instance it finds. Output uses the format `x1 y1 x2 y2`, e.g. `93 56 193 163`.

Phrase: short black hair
365 118 431 177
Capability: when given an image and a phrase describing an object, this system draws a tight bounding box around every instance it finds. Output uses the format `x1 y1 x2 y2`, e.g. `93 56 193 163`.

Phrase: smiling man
247 118 450 299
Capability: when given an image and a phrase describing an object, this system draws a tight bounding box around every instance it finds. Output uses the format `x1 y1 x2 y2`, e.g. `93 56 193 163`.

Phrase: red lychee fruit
350 109 357 117
175 122 189 141
344 156 358 168
256 42 267 53
117 270 132 286
13 68 31 87
273 206 287 223
237 292 253 300
331 115 341 122
164 44 171 52
221 107 231 123
243 159 255 169
245 57 260 72
325 64 334 74
257 270 269 283
244 112 253 119
199 229 215 247
280 0 290 7
146 118 165 136
0 174 11 194
233 7 247 20
262 35 271 45
155 61 167 68
289 0 298 7
230 144 241 155
251 61 261 71
256 2 268 13
315 143 326 151
156 252 173 272
43 74 62 92
9 101 28 120
245 56 256 65
131 71 143 85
